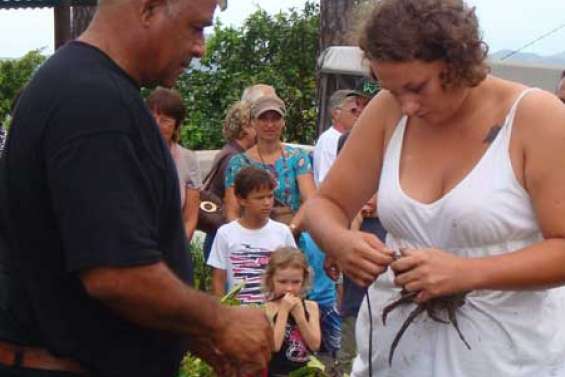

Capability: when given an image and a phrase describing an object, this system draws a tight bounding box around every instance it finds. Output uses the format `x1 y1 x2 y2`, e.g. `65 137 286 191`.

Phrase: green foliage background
0 50 46 128
0 4 319 149
176 1 320 150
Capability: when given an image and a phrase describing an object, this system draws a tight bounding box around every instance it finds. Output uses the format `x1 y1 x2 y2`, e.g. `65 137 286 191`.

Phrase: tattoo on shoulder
483 125 502 144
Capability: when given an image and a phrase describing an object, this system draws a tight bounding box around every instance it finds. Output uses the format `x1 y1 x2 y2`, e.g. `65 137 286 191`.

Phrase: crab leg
388 304 425 365
447 306 471 350
382 291 418 325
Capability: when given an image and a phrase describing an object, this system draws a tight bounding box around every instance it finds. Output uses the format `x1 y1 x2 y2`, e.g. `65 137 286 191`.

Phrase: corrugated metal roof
0 0 96 9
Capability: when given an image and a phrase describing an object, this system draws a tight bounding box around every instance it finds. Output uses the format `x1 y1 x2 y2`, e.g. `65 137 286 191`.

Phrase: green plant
190 235 212 291
0 50 46 124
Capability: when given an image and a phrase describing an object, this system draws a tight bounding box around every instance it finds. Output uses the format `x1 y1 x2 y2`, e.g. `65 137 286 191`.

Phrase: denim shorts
318 303 342 356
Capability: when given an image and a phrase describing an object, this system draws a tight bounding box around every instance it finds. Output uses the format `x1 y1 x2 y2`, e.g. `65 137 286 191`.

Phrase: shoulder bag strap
202 152 231 191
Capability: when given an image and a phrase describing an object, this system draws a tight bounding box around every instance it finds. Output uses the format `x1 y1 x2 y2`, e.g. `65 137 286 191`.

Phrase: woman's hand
332 230 394 287
391 249 475 302
280 293 300 313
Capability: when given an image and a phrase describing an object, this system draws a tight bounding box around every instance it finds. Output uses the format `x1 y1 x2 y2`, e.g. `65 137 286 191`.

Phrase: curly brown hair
358 0 489 88
263 247 312 299
223 101 252 142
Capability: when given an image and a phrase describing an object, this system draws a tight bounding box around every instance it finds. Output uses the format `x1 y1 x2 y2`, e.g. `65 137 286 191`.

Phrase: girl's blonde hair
263 247 312 298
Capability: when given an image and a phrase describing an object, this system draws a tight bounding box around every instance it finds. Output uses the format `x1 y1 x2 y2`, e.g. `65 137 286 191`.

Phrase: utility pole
54 2 72 50
54 1 96 49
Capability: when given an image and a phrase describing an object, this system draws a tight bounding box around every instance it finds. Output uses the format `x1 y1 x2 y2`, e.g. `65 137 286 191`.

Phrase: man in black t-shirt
0 1 272 377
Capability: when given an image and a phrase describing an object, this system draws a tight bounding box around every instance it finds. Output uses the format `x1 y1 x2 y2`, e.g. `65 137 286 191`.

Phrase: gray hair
241 84 276 103
328 89 360 114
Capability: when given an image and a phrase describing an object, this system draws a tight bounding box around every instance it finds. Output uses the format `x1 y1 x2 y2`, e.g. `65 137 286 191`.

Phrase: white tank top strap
385 115 407 169
500 88 539 148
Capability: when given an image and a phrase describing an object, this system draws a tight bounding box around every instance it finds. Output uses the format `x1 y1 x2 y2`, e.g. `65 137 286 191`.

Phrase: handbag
196 153 230 234
270 198 294 225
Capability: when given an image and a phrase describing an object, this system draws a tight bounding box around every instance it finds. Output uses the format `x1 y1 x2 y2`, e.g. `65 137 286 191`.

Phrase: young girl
264 247 321 377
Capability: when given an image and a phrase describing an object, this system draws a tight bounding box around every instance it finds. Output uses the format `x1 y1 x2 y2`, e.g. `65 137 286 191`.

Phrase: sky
0 0 564 58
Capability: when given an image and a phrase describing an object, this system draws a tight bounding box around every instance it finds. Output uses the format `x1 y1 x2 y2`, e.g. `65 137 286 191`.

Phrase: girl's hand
391 248 476 302
280 293 300 313
332 230 394 287
290 299 307 321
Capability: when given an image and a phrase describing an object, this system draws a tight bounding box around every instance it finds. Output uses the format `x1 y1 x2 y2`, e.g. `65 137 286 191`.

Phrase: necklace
252 143 292 208
257 143 284 166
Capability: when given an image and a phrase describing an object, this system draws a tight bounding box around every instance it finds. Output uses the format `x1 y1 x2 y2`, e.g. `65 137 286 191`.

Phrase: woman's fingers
347 271 379 287
329 230 394 287
389 248 469 301
341 247 392 287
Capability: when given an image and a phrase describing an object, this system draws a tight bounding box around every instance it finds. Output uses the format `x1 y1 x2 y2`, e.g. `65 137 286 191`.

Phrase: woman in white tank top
304 1 565 376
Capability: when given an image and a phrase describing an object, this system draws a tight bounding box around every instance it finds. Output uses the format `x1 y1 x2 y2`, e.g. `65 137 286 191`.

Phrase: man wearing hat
313 89 364 186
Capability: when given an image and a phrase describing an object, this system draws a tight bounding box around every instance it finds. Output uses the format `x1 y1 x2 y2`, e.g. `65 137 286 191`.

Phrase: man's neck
238 215 269 230
332 123 347 134
78 14 143 85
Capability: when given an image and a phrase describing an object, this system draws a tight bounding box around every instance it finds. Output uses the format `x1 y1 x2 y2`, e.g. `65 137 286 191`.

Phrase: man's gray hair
241 84 276 103
328 89 361 114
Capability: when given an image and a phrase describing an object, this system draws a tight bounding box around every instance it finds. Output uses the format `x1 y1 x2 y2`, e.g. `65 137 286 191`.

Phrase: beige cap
251 95 286 119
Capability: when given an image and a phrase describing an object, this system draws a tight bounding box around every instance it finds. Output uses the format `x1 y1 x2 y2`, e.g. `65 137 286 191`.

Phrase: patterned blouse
225 145 312 213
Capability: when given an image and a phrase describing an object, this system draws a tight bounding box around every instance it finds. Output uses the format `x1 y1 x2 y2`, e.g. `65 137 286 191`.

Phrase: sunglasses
344 107 361 116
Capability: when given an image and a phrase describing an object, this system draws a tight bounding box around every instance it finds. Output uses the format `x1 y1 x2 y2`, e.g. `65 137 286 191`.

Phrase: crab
382 253 471 365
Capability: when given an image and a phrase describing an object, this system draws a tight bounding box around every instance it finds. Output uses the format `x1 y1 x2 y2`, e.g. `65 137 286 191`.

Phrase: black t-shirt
0 42 191 377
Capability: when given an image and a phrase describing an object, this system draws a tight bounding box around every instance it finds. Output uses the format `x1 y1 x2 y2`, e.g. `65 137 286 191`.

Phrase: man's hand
211 306 273 375
186 337 235 377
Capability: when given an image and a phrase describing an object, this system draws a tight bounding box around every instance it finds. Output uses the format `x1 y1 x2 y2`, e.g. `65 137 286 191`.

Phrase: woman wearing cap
224 95 316 234
304 0 565 376
146 87 202 242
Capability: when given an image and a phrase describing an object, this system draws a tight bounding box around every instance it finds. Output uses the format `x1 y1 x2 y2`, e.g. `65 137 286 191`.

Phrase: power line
500 22 565 61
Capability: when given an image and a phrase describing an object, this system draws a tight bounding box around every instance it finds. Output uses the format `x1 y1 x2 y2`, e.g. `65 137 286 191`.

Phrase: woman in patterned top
224 95 316 235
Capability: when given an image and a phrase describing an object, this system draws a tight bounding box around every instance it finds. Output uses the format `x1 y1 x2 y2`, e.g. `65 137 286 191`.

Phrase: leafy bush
0 50 46 127
190 235 212 291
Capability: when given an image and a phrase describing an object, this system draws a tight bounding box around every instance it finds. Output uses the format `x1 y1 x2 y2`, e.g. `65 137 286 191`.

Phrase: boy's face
237 186 275 219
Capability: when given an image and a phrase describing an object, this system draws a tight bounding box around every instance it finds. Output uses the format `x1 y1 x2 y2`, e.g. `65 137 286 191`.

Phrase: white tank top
352 89 565 377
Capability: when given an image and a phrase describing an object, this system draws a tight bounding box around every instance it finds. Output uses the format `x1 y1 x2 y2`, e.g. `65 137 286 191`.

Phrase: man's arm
81 262 272 373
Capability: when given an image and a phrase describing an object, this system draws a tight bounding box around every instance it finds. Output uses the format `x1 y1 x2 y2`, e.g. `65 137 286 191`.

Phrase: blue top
225 145 312 212
299 232 336 306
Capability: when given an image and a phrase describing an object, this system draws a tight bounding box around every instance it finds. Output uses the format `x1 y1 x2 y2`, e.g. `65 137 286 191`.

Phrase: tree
0 50 46 124
319 0 366 51
174 1 320 150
